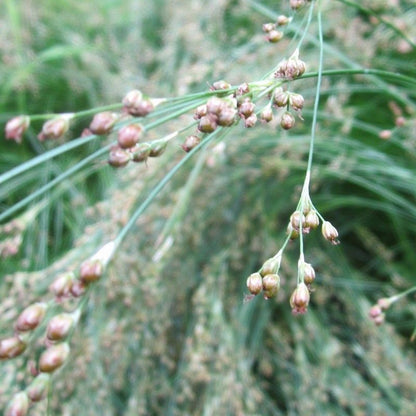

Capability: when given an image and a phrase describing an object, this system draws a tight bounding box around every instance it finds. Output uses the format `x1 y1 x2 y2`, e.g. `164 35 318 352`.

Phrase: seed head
290 282 310 314
246 272 263 295
212 80 231 90
198 114 217 133
181 135 201 152
217 107 237 127
290 211 305 231
238 98 255 118
194 104 207 119
5 115 30 143
38 115 71 141
15 303 48 332
70 280 87 297
322 221 340 245
305 210 319 229
377 297 393 310
89 112 118 135
260 106 273 122
27 373 50 402
5 392 29 416
206 97 225 115
0 336 27 359
266 30 283 43
289 93 305 111
273 90 289 107
236 82 250 96
131 143 151 162
280 111 295 130
80 259 104 283
244 113 257 128
117 123 144 149
39 343 70 373
369 304 385 325
149 140 168 157
108 146 131 168
276 15 290 26
287 223 299 240
49 272 74 298
303 262 316 285
275 49 306 79
46 313 74 341
260 256 280 276
262 274 280 299
122 89 154 116
290 0 306 10
262 22 276 33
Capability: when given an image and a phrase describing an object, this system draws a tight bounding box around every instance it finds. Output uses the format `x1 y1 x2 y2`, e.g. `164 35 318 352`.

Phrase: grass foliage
1 0 416 415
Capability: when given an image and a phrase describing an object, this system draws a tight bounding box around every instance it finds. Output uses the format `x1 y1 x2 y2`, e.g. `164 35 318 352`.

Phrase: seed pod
39 343 70 373
273 90 289 107
27 373 50 402
149 140 168 157
5 392 29 416
49 272 74 298
289 93 305 111
194 104 207 119
131 143 151 162
287 223 299 240
321 221 340 245
38 116 71 141
80 259 103 283
290 282 310 314
260 106 273 122
206 97 225 115
290 211 305 231
108 146 131 168
260 256 280 276
280 112 295 130
239 99 255 118
0 336 27 359
117 123 144 149
305 210 319 229
122 90 154 117
244 113 257 128
212 80 231 90
46 313 74 341
262 274 280 299
236 82 250 96
303 262 316 285
275 49 306 79
16 303 48 332
290 0 306 10
262 22 276 33
70 280 87 298
246 273 263 295
89 112 118 135
266 30 283 43
5 115 30 143
217 107 237 127
377 297 393 310
276 15 290 26
198 114 217 133
181 135 201 152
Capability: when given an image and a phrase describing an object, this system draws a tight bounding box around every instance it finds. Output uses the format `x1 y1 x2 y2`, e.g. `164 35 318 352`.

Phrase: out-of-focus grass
1 0 416 415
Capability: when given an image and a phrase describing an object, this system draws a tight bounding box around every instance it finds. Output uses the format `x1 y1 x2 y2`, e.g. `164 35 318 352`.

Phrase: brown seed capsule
198 114 217 133
38 116 70 141
0 336 27 359
46 314 74 341
276 15 290 26
290 283 310 314
80 259 103 283
262 22 276 33
303 262 316 285
16 303 48 332
70 280 87 297
181 135 201 152
89 112 118 135
290 0 306 10
239 99 255 118
244 113 257 128
117 123 144 149
260 106 273 123
275 50 306 79
266 30 283 43
273 90 289 107
27 373 50 402
131 143 151 162
149 141 168 157
305 210 319 229
108 146 131 168
39 343 70 373
287 223 299 240
206 97 225 115
246 273 263 295
289 93 305 111
122 90 154 117
194 104 207 119
5 392 29 416
322 221 340 245
49 272 74 298
260 256 280 276
5 115 30 143
280 112 295 130
217 107 237 127
262 274 280 299
290 211 305 231
212 80 231 90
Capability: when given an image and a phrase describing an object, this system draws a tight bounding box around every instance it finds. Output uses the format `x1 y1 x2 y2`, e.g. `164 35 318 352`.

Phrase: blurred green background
1 0 416 415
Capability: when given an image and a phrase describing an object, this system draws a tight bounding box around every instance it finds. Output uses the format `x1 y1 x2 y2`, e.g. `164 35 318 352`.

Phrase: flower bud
149 140 168 157
0 336 27 359
266 30 283 43
260 106 273 122
290 211 305 231
39 343 70 373
244 113 257 128
322 221 340 245
206 97 225 115
108 146 131 168
289 93 305 111
89 112 118 135
305 210 319 229
212 80 231 90
5 392 29 416
239 99 255 118
194 104 207 119
131 143 151 162
38 116 71 141
5 115 30 143
262 274 280 299
262 23 276 33
303 262 316 285
181 135 201 152
273 90 289 107
122 90 154 116
290 283 310 314
275 49 306 79
246 272 263 295
198 114 217 133
217 107 237 127
260 256 280 276
49 272 74 298
80 259 103 283
290 0 306 10
16 303 48 332
276 15 290 26
46 313 74 341
117 123 144 149
280 112 295 130
27 373 50 402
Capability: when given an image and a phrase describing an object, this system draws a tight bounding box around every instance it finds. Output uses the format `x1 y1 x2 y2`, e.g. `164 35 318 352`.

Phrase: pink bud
0 336 27 359
181 135 201 152
5 392 29 416
5 116 30 143
89 112 118 135
290 283 310 314
16 303 47 332
38 116 71 141
108 146 131 168
322 221 340 245
39 343 70 373
79 259 103 283
280 112 295 130
117 123 144 149
46 313 74 341
27 373 50 402
246 273 263 295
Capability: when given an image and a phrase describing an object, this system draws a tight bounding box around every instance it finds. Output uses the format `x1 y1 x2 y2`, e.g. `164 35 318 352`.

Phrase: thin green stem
296 0 315 51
